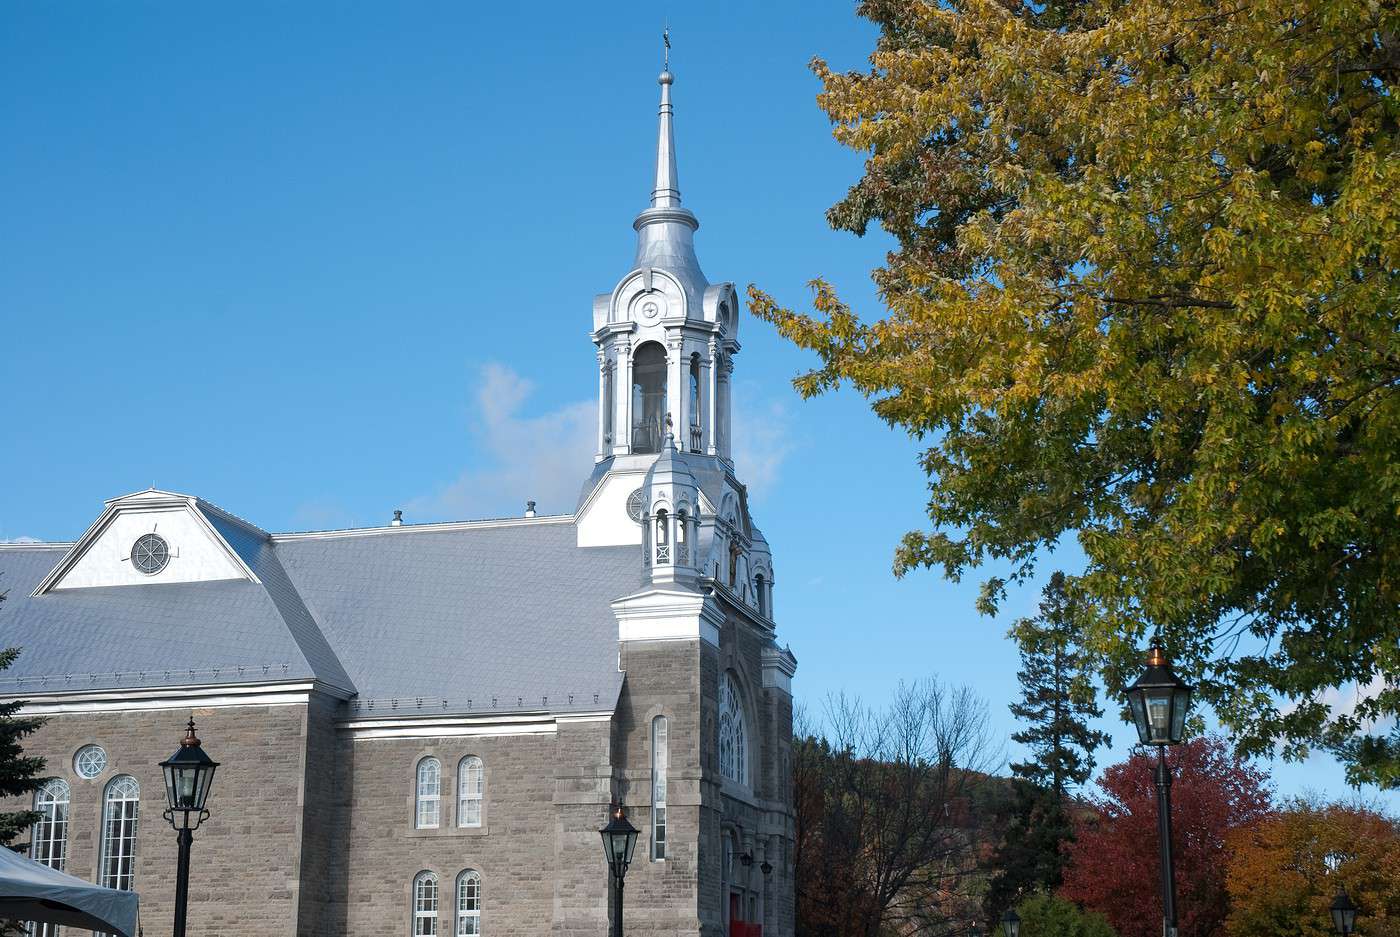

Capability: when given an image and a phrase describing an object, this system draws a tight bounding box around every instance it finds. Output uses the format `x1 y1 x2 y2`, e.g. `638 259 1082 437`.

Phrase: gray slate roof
0 516 641 716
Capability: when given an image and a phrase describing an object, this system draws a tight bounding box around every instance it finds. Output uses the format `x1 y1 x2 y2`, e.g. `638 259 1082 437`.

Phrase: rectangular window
652 716 668 860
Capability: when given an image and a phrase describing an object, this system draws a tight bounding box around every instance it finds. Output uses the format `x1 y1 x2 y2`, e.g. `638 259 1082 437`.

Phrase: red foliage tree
1060 736 1271 937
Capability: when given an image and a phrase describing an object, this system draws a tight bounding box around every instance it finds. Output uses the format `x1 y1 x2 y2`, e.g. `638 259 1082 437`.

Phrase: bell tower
591 67 740 463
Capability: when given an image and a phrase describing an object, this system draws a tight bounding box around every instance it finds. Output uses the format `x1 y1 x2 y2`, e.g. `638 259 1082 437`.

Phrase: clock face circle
626 488 647 523
131 533 169 575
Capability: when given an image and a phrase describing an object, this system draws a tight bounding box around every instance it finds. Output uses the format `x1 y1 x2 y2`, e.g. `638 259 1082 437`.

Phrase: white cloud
0 536 41 545
730 382 796 503
409 368 797 522
409 364 595 521
1313 676 1396 731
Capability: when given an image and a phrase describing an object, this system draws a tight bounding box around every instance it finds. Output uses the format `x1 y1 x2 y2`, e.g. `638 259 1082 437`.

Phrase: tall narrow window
413 871 438 937
676 511 689 565
688 354 702 452
651 716 668 860
755 574 767 617
100 776 139 893
631 342 668 453
457 757 483 828
655 510 670 564
31 778 69 937
719 673 749 786
455 870 481 936
416 758 441 829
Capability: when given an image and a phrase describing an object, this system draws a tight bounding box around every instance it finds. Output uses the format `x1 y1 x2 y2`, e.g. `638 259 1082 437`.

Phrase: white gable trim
30 490 260 596
612 587 724 646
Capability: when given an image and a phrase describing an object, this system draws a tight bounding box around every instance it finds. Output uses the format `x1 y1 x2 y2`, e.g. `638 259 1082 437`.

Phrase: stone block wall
1 703 311 937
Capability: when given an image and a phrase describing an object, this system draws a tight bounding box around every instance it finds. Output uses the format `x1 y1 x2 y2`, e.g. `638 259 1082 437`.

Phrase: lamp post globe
1001 908 1021 937
1126 644 1191 937
599 804 639 937
1331 890 1358 936
159 718 219 937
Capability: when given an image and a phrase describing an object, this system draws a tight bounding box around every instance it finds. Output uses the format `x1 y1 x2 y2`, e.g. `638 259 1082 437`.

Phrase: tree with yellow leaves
750 0 1400 786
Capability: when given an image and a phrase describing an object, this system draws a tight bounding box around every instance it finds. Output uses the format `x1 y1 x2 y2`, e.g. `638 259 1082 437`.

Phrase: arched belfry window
676 509 689 565
416 758 441 829
631 342 668 454
719 672 749 786
688 354 702 452
755 573 767 617
655 509 671 564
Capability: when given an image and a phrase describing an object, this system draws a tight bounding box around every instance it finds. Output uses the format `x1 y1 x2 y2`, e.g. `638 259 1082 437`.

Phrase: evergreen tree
985 573 1111 926
0 590 47 846
1008 573 1110 795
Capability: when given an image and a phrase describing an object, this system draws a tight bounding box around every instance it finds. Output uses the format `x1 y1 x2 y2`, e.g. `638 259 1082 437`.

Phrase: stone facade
0 58 795 937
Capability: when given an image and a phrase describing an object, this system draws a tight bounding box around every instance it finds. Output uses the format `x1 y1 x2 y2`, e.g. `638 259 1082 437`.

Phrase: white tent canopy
0 846 139 937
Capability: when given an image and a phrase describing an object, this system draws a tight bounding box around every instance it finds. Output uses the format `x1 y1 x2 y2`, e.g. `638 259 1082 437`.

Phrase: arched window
32 776 70 935
755 574 767 617
631 342 668 453
676 510 689 566
455 870 481 936
688 354 702 452
651 716 668 860
416 758 441 829
457 757 483 828
100 776 139 893
719 673 749 785
655 509 670 564
412 871 438 936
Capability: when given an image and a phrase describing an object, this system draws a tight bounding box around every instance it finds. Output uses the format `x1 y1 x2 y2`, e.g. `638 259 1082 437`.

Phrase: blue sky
1 1 1390 807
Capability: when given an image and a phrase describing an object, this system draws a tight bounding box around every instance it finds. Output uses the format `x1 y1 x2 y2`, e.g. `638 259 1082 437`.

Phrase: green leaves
754 0 1400 786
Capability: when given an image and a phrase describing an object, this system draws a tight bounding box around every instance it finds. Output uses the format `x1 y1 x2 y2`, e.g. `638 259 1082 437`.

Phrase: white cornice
0 680 324 715
339 709 614 740
271 514 573 542
0 543 71 551
612 587 724 646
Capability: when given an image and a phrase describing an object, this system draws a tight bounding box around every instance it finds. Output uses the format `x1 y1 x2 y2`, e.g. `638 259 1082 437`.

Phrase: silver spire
632 58 707 304
651 69 680 208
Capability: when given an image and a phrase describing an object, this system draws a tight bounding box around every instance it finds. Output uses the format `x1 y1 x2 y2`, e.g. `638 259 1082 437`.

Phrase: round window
74 744 108 779
131 534 169 575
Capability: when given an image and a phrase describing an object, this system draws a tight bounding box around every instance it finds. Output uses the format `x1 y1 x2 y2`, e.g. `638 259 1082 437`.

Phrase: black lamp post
1126 645 1192 937
1331 890 1358 936
159 718 219 937
599 804 639 937
1000 908 1021 937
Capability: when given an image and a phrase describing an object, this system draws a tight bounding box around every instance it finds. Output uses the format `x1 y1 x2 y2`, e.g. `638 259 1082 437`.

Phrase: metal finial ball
659 70 673 85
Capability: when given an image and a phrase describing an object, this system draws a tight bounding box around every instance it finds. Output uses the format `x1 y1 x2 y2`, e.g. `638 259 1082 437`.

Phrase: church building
0 65 796 937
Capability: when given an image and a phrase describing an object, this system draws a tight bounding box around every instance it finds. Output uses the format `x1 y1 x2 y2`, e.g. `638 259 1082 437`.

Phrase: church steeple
650 69 680 209
589 55 740 465
632 67 706 300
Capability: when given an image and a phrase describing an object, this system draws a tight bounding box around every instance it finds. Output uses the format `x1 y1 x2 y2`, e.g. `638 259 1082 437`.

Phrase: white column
718 355 733 460
667 337 684 447
595 349 607 460
616 340 633 455
706 340 719 456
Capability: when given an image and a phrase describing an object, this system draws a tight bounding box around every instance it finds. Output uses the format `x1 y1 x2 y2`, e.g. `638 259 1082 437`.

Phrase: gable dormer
31 488 261 594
